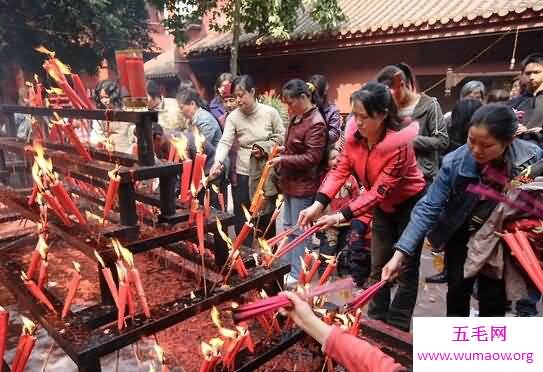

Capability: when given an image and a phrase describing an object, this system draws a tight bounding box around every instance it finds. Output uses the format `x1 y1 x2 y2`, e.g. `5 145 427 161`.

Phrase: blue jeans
516 285 541 316
282 195 314 279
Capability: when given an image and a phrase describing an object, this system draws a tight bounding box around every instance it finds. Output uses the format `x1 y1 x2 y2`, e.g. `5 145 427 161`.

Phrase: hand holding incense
233 278 354 322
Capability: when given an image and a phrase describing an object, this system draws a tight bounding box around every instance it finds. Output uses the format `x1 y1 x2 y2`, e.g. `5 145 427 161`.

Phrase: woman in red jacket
299 82 426 332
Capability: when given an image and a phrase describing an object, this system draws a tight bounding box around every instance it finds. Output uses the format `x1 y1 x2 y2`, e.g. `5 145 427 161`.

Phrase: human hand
315 213 343 229
297 202 325 229
516 124 528 136
209 162 224 179
267 156 282 167
281 291 332 345
381 250 406 282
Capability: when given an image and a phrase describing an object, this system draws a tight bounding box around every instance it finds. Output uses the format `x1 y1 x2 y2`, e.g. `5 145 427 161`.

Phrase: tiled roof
188 0 543 54
144 48 180 79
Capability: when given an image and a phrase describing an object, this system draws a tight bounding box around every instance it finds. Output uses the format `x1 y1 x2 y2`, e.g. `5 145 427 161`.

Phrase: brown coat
278 107 327 197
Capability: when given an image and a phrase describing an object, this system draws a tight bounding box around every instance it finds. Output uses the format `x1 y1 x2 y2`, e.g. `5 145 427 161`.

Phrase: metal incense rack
0 105 413 371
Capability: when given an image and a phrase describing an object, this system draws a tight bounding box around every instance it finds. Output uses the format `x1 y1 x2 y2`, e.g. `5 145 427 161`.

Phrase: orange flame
275 194 284 209
192 126 205 153
21 315 36 335
321 253 336 265
33 142 55 181
170 135 188 161
73 261 81 273
35 46 56 57
216 219 232 247
36 235 48 259
108 164 121 181
94 250 106 268
241 205 252 223
258 238 272 255
154 343 165 364
116 263 126 282
112 238 133 267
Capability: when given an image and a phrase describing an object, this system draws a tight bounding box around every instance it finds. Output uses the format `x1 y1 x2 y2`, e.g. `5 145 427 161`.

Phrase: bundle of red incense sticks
346 280 386 310
232 278 354 322
269 225 321 266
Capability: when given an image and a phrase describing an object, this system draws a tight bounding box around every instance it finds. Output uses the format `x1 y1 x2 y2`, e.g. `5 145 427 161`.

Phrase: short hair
521 53 543 70
176 88 206 109
460 80 485 99
232 75 256 94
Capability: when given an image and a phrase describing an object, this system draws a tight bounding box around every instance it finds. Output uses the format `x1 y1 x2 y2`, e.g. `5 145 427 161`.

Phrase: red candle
37 260 48 290
42 191 71 225
61 262 81 319
125 58 146 97
95 251 119 308
196 210 205 255
26 249 41 280
126 281 136 319
305 259 321 284
130 268 151 318
117 266 128 331
103 168 121 222
34 75 44 107
21 272 57 314
58 120 92 160
297 257 307 286
0 306 8 367
204 189 211 218
58 80 85 109
115 51 130 92
71 74 95 109
349 309 362 336
234 257 248 278
192 153 207 192
14 333 36 372
189 199 199 225
50 181 87 225
318 259 337 285
180 159 193 204
232 222 252 251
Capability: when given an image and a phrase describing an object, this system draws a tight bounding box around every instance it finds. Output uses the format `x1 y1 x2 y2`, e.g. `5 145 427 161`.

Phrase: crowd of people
9 51 543 371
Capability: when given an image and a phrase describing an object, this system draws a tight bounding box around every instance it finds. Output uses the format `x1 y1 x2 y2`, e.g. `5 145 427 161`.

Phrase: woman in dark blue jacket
382 104 543 316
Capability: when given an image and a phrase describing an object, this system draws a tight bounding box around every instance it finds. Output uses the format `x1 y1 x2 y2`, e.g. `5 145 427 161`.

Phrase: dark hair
350 81 402 131
176 88 207 109
470 104 518 143
376 63 416 91
308 74 329 109
232 75 256 94
460 80 485 100
177 79 195 93
146 80 161 99
486 89 510 103
282 79 311 99
450 99 483 145
94 80 122 109
521 53 543 70
214 73 234 95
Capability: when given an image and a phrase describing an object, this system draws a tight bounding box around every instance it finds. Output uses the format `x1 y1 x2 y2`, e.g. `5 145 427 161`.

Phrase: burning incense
346 280 387 310
233 278 354 322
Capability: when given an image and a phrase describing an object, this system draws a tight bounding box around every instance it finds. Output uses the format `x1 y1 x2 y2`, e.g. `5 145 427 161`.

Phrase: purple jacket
323 103 342 145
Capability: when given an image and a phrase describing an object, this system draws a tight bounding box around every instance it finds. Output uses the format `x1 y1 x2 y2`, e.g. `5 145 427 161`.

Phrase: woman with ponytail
377 63 448 183
308 74 342 146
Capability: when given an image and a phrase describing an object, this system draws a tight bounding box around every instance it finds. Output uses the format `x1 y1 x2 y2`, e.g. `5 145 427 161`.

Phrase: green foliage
0 0 153 75
150 0 346 45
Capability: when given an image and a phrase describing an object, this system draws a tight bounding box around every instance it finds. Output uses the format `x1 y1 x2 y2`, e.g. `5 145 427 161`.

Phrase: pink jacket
324 326 405 372
316 118 425 223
